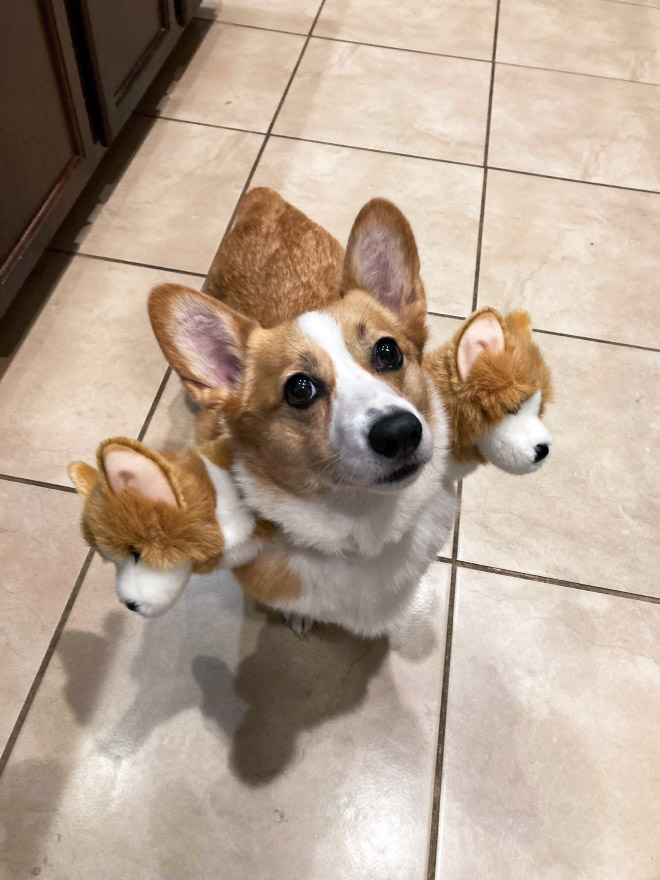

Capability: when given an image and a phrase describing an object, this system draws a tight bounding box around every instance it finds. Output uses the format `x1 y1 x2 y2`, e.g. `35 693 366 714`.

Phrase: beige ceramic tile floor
1 1 659 877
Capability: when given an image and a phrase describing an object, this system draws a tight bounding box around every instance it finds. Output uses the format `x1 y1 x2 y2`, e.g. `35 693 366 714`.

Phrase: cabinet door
74 0 184 143
0 0 101 317
173 0 203 26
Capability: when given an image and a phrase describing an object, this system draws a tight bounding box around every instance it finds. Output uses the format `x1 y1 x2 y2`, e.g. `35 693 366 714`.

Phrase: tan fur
233 544 302 603
423 308 553 463
197 190 552 467
69 437 229 572
204 187 343 327
227 290 431 496
149 195 431 498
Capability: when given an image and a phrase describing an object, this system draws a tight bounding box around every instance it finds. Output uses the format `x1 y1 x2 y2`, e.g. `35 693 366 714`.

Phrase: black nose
368 411 423 458
124 600 140 613
534 443 549 462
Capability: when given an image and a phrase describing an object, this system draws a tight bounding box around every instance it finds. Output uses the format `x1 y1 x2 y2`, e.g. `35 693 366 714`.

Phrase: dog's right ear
148 284 256 406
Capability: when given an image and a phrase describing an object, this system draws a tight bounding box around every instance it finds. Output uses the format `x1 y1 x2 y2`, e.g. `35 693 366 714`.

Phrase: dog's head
68 439 225 616
442 308 553 475
149 199 443 496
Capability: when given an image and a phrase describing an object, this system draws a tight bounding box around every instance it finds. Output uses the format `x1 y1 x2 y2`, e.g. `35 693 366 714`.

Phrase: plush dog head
68 438 226 616
431 308 553 475
149 199 445 497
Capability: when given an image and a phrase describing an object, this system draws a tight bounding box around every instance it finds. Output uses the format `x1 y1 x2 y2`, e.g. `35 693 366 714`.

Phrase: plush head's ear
68 461 100 499
342 199 426 340
99 441 180 507
456 309 505 380
148 284 255 405
506 310 533 339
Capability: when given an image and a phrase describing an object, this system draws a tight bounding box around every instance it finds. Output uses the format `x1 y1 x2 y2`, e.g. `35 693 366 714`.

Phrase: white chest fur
201 456 262 568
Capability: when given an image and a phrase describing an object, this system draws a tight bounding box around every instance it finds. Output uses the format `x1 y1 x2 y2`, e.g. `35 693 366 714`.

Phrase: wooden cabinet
0 0 200 319
72 0 183 144
0 0 102 314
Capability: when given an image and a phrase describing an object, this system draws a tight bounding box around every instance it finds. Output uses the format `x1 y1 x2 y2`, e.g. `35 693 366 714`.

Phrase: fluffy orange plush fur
68 437 230 573
424 308 553 464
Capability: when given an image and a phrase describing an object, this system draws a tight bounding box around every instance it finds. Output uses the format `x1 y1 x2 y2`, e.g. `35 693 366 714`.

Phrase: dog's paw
281 611 314 638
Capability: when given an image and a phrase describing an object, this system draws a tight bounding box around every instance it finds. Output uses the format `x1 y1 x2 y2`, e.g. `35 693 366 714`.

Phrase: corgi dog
69 193 553 636
199 188 554 481
147 198 457 636
68 437 263 617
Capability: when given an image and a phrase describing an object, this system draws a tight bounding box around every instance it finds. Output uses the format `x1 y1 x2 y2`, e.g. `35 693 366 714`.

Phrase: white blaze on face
114 556 193 617
476 390 552 475
296 311 433 481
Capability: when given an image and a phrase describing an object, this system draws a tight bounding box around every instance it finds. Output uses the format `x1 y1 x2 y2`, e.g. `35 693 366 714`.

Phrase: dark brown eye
506 405 521 416
374 337 403 371
285 373 318 408
129 546 141 562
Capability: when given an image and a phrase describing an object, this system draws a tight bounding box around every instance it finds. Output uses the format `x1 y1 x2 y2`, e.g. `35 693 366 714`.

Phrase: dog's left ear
342 198 427 351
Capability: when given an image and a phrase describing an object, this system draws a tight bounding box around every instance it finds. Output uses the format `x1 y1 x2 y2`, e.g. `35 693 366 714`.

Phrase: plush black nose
368 411 422 458
534 443 549 462
124 600 140 613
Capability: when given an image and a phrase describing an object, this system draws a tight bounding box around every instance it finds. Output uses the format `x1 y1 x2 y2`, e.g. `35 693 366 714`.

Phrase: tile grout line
214 0 330 244
426 309 660 353
136 111 267 137
436 551 660 604
100 112 660 202
488 165 660 197
603 0 660 7
196 14 660 90
0 549 95 778
426 480 462 880
455 558 660 605
471 0 501 313
428 7 499 867
138 367 172 442
46 246 207 278
0 473 76 493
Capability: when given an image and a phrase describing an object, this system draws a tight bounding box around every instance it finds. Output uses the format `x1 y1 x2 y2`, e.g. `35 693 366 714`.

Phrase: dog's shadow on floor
193 616 388 785
58 573 388 788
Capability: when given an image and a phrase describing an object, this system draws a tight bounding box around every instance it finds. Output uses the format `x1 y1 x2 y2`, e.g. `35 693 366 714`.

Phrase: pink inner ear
457 313 505 380
357 229 406 313
175 301 243 391
104 447 178 506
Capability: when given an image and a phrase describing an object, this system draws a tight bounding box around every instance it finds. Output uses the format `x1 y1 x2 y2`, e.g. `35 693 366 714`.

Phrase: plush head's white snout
476 390 552 475
114 556 193 617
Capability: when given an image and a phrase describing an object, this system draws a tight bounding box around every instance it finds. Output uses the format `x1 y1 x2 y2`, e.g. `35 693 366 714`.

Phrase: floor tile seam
472 0 500 312
136 111 267 137
426 479 462 879
426 310 660 353
496 58 660 89
488 165 660 197
45 247 207 278
454 558 660 604
200 16 494 64
0 474 76 493
195 13 660 87
0 548 95 778
210 0 330 249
